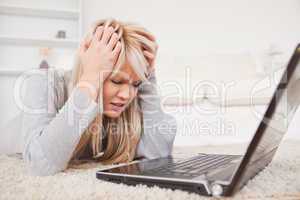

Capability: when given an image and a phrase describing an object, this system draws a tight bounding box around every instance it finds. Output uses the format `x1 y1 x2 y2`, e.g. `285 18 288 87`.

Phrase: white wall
81 0 300 145
1 0 300 147
81 0 300 82
0 0 80 125
0 0 80 69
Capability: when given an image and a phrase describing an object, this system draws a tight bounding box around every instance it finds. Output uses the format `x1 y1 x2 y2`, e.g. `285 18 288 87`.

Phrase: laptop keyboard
143 154 240 178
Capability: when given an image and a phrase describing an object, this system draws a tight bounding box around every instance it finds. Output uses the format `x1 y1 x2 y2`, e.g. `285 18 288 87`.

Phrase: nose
117 84 131 101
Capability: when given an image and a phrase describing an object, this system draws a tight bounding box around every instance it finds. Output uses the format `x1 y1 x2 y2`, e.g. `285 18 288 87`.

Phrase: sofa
155 45 300 147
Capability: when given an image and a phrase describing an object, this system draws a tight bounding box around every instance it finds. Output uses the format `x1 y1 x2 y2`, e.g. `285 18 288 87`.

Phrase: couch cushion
158 75 280 106
156 52 263 106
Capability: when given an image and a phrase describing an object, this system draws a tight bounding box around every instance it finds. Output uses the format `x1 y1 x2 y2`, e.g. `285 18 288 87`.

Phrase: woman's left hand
142 35 158 76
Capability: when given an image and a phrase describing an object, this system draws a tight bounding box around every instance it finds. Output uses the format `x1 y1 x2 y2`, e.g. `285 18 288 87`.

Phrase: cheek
103 82 118 103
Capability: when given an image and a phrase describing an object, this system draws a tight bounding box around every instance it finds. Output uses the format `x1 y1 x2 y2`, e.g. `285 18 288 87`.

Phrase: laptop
96 44 300 197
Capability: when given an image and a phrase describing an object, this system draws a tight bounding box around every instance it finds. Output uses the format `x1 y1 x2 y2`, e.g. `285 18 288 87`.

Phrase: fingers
143 50 155 60
112 41 122 65
85 35 93 50
92 26 104 45
140 32 156 43
143 50 155 65
153 43 159 53
112 41 122 57
101 26 114 44
107 33 119 50
140 32 158 53
142 42 158 55
143 50 156 71
91 25 118 49
147 33 156 42
79 33 92 55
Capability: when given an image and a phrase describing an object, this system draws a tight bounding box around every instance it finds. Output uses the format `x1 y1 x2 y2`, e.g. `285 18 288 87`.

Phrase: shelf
0 69 26 76
0 68 71 77
0 68 58 76
0 35 79 48
0 4 79 20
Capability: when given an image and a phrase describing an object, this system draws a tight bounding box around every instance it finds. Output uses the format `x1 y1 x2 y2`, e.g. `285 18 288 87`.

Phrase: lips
110 102 125 112
111 102 125 107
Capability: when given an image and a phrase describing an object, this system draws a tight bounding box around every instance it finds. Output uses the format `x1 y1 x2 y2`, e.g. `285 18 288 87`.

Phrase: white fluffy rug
0 139 300 200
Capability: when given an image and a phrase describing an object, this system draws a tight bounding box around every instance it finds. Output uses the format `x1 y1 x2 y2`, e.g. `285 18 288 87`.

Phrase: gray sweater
13 68 177 176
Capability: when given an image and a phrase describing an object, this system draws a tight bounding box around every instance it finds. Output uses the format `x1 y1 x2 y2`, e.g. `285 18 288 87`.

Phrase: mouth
110 102 126 112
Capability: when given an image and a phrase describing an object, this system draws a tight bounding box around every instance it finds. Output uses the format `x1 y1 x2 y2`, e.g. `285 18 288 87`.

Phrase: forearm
22 71 100 176
77 74 103 103
135 71 177 159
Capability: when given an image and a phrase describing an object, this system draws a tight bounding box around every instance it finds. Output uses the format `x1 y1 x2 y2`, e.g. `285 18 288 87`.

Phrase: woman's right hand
79 25 122 84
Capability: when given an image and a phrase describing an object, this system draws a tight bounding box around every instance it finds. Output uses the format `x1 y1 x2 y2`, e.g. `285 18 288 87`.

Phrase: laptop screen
250 46 300 161
230 45 300 193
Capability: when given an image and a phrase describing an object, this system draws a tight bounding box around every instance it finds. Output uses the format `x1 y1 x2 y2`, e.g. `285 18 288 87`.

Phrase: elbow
141 113 177 160
23 143 64 176
153 113 177 158
162 113 177 147
164 114 177 156
24 152 63 176
155 113 177 158
27 160 63 177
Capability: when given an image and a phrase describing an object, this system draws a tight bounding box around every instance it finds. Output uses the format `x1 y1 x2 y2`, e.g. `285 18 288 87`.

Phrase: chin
103 110 122 118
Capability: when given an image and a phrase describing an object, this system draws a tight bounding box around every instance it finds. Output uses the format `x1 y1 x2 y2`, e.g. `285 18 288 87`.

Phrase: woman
2 19 177 176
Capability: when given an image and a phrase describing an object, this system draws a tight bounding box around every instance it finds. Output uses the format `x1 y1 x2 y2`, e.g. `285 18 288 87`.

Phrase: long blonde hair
67 18 157 166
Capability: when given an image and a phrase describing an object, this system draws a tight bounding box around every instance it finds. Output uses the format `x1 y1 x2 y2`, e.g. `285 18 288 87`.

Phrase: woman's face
103 60 142 118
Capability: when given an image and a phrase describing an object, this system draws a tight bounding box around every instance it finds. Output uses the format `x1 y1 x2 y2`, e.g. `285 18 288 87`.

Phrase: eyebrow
111 74 128 82
112 72 142 85
111 75 142 85
133 80 142 85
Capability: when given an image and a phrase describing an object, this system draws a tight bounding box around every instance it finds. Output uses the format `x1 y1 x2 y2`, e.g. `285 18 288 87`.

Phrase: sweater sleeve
21 69 99 176
135 70 177 160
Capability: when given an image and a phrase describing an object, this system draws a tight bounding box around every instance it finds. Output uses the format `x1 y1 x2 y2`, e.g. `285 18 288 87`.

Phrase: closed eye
111 79 122 84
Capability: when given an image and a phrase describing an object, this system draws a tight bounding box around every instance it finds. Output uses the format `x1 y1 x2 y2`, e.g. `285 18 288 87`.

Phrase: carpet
0 139 299 200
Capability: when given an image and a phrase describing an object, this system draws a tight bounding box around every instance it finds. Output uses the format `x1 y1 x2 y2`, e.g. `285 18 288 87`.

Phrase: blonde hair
66 18 157 166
